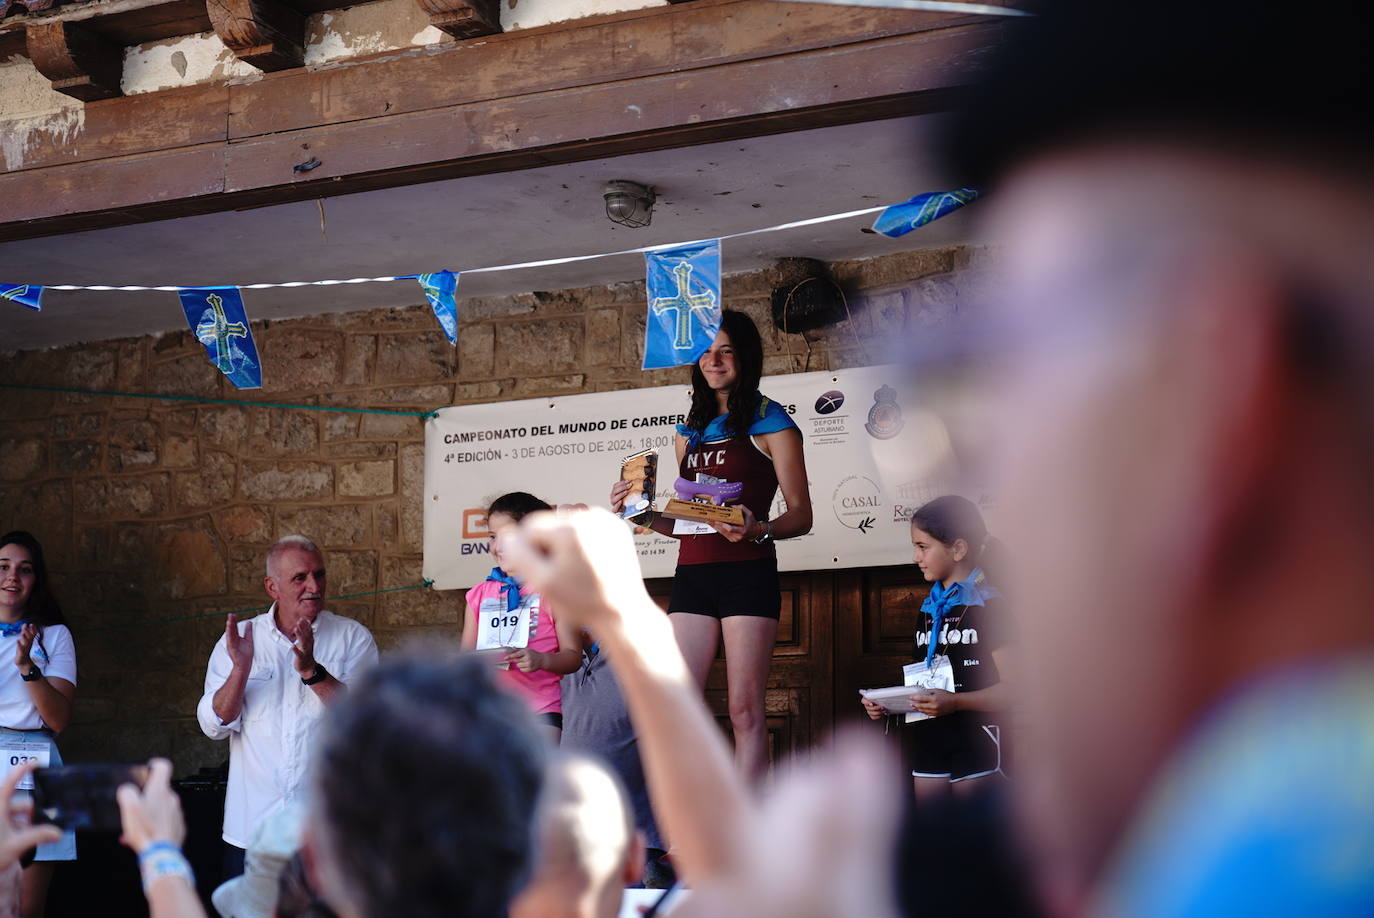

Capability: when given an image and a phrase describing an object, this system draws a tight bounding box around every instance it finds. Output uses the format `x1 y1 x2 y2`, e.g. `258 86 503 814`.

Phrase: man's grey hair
266 535 323 579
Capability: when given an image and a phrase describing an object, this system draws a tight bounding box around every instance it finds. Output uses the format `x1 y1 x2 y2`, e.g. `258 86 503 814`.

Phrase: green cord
0 383 439 420
80 580 436 633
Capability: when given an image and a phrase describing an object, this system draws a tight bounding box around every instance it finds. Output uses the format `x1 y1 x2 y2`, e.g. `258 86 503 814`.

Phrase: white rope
29 206 889 291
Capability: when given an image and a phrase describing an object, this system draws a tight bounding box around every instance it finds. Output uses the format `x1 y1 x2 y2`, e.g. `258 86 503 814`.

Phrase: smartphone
30 764 150 833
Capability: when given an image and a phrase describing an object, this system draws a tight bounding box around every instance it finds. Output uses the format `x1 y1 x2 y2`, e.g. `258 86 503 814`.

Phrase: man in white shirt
197 535 378 880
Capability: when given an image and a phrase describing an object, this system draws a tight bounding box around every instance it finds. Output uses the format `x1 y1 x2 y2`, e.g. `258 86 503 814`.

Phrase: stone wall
0 244 990 774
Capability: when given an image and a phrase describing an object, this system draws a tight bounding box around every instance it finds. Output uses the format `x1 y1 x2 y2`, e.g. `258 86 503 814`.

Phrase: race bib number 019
1 742 50 791
475 595 539 651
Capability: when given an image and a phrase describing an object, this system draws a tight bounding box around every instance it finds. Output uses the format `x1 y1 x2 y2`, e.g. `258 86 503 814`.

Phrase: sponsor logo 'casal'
832 475 882 535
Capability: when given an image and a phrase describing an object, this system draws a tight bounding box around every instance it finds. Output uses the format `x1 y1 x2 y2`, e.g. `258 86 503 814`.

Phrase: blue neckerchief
676 394 799 451
485 567 522 613
921 568 1000 667
0 620 26 638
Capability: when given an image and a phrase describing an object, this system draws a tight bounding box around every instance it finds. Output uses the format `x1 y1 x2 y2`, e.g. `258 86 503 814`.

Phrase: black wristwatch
20 665 42 682
301 663 330 686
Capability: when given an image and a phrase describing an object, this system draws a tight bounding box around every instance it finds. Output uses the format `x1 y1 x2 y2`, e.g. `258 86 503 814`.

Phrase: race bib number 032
1 742 50 791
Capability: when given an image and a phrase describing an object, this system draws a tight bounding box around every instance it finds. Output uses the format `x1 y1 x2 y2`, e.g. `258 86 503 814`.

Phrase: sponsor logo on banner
815 390 845 415
864 385 904 440
460 508 493 553
833 475 883 535
893 479 943 522
810 390 850 446
461 509 490 539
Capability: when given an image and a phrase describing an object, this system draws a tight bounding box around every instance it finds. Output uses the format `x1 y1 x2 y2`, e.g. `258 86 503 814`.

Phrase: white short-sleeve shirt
0 624 77 730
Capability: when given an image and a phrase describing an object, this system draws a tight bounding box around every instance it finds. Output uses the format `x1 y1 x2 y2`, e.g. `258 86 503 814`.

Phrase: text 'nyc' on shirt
676 396 799 566
196 608 378 848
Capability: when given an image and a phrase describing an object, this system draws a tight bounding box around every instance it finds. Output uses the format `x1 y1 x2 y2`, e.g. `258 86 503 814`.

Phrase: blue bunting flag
418 271 460 345
643 241 722 370
0 284 43 310
178 286 263 389
872 189 980 238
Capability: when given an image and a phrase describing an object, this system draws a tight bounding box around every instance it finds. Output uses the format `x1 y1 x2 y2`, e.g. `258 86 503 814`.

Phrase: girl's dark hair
0 531 66 628
486 492 552 524
685 309 766 439
910 496 995 567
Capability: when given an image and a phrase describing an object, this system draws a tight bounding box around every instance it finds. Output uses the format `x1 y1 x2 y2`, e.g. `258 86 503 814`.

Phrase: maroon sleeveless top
677 432 780 565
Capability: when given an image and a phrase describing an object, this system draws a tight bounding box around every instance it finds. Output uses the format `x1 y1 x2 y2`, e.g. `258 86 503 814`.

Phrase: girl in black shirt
863 496 1012 799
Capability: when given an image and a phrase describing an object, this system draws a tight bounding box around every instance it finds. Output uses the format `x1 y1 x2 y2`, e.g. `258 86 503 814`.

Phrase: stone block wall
0 244 992 774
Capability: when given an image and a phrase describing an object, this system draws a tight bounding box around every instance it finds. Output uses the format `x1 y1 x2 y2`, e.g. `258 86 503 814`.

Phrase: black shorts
907 713 1006 783
668 558 781 620
539 712 564 730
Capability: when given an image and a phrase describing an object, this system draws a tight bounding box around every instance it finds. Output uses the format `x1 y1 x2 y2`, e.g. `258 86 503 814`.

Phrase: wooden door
642 564 927 767
645 570 836 773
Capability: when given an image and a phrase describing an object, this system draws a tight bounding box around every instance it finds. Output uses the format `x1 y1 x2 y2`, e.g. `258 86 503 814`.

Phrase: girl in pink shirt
462 492 581 742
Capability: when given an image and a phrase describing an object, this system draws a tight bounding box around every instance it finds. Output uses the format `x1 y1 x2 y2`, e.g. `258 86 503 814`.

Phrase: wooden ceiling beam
414 0 500 39
0 4 1003 242
26 20 124 101
207 0 307 71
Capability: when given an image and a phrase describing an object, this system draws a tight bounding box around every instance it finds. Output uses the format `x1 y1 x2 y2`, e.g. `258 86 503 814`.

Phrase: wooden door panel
644 570 834 769
835 566 930 734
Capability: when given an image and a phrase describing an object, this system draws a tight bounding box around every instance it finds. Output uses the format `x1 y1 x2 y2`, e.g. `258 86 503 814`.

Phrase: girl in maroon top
611 310 812 782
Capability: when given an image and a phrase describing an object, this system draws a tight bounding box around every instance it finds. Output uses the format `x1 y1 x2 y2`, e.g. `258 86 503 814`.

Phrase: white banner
423 366 968 590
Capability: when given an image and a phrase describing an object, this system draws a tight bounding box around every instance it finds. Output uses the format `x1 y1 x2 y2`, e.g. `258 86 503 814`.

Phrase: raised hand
291 618 316 678
499 508 652 635
14 623 36 670
224 614 254 672
676 734 902 918
609 480 632 514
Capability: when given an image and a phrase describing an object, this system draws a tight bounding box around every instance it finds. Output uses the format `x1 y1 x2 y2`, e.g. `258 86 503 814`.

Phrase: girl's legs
721 614 778 785
22 861 55 918
541 725 563 745
670 612 721 689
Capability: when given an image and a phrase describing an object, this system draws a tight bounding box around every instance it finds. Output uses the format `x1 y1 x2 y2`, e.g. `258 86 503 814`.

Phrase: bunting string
23 205 889 292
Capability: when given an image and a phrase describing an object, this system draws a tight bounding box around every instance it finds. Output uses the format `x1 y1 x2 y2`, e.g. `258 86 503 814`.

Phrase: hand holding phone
31 763 150 833
115 759 183 854
1 762 62 870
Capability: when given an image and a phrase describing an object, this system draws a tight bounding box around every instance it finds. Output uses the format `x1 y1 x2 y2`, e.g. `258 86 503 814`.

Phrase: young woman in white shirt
0 530 78 918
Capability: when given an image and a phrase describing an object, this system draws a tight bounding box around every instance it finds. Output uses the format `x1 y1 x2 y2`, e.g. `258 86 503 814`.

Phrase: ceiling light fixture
604 181 656 228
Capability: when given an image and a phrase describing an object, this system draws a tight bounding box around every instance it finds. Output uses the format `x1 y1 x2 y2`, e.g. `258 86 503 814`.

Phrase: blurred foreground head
306 655 548 918
509 753 643 918
943 0 1374 912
